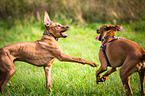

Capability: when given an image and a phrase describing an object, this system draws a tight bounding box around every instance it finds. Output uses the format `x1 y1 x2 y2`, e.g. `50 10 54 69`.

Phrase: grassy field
0 20 145 96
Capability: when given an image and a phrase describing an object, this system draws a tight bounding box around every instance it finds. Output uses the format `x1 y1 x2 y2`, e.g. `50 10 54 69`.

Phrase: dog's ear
105 26 110 30
44 11 52 26
115 25 125 32
104 25 111 30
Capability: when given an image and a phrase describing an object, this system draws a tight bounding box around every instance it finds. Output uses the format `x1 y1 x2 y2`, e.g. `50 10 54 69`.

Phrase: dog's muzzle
97 29 100 34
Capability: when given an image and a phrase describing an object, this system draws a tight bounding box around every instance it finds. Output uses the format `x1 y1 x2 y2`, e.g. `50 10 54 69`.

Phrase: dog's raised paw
99 76 106 82
91 62 98 67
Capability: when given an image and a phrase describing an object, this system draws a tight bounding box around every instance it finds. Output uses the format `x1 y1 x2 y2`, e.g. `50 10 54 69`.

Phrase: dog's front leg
100 68 118 82
95 65 107 84
48 44 98 67
96 51 108 84
58 54 98 67
50 49 98 67
44 65 52 91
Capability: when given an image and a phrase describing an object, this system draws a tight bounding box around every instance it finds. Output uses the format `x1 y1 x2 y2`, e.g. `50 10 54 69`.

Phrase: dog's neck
43 32 58 41
43 28 58 41
102 30 117 44
41 33 58 42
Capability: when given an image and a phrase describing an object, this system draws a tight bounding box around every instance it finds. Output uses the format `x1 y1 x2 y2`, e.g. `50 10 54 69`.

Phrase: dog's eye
57 25 61 27
106 27 110 30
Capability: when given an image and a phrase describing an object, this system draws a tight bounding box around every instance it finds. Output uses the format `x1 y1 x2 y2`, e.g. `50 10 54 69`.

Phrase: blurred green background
0 0 145 95
0 0 145 24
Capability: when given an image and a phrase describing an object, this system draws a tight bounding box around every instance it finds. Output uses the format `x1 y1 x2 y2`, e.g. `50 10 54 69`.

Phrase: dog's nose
66 26 70 28
97 29 100 34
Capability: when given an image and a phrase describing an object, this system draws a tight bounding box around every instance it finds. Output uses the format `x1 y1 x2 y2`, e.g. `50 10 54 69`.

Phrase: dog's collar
102 36 116 42
43 32 58 41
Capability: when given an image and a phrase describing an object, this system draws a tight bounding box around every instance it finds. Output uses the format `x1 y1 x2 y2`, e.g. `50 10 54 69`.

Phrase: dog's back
0 40 56 66
106 39 145 67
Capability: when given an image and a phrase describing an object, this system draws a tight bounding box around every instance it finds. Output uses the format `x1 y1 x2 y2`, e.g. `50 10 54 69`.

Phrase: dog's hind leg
100 67 118 82
0 65 15 93
0 71 6 93
120 59 139 96
138 69 145 96
0 53 15 93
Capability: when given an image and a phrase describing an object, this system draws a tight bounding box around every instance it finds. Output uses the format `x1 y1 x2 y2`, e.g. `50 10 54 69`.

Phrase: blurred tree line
0 0 145 24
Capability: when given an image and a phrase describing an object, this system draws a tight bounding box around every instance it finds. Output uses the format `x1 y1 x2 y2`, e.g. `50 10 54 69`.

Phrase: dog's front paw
46 85 53 91
89 62 98 67
99 76 106 82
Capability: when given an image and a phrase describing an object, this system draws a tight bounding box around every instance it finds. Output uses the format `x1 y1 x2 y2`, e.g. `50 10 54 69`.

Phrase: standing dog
0 11 97 93
95 24 145 96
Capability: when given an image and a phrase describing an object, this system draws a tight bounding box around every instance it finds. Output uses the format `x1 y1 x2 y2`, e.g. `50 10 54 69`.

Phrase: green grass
0 20 145 96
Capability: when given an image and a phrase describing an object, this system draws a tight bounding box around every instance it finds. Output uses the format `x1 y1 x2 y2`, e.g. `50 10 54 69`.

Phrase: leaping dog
95 24 145 96
0 11 98 93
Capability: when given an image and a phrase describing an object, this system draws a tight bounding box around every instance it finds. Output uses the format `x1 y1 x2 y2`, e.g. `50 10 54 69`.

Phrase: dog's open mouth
60 31 68 38
60 28 69 38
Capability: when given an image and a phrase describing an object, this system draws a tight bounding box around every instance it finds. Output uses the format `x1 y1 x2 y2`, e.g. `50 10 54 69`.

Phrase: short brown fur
0 12 97 93
95 24 145 96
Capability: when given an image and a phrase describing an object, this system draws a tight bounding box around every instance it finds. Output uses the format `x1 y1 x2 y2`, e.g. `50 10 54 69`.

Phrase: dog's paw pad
99 76 106 82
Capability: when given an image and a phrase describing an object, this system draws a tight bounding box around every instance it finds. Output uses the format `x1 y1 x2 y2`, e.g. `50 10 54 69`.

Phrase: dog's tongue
95 35 100 41
61 32 68 37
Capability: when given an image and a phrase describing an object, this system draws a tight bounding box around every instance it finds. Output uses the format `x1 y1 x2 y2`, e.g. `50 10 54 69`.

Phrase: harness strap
100 38 123 66
101 45 111 66
102 36 116 42
43 32 58 41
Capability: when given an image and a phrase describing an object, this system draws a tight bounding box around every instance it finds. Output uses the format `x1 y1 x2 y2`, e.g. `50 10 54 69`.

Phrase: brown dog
0 11 97 93
95 24 145 96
